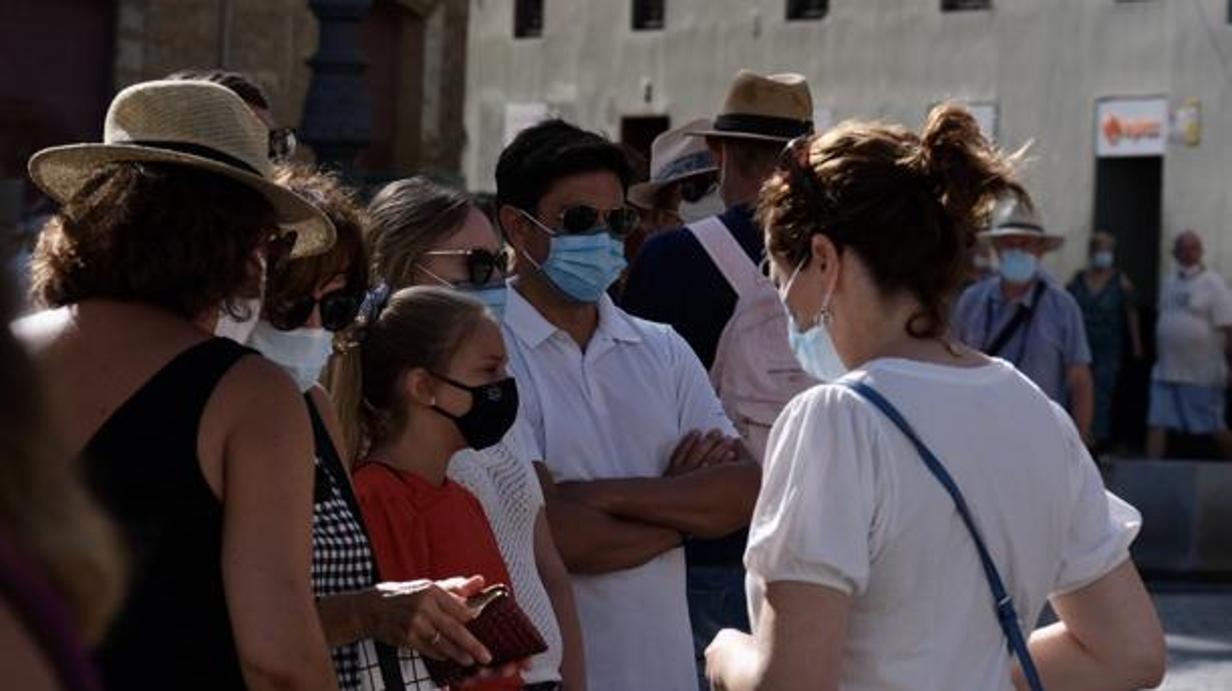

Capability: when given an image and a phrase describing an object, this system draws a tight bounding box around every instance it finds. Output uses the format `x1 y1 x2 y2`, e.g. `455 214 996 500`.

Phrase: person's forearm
543 562 587 690
544 496 682 574
1068 369 1095 441
560 462 761 539
316 590 371 647
1014 622 1159 691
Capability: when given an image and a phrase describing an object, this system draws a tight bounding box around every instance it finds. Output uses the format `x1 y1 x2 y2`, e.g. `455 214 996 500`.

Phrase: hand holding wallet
423 584 547 687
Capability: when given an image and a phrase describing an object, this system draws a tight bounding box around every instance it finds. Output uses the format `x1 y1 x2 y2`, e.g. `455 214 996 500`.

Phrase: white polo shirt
502 287 735 691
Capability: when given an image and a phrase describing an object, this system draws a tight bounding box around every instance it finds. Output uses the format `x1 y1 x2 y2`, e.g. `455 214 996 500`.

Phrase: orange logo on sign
1102 114 1162 146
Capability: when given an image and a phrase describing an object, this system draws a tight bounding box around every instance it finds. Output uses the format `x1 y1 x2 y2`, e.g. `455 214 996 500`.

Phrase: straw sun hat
688 70 815 143
28 79 335 258
979 199 1065 253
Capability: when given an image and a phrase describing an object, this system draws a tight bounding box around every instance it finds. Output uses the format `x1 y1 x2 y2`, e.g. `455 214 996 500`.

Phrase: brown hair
266 164 369 315
334 286 486 461
0 269 123 641
761 103 1029 338
31 162 276 320
368 177 474 290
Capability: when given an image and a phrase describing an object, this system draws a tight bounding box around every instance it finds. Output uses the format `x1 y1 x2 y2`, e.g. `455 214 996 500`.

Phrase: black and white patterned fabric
307 397 439 691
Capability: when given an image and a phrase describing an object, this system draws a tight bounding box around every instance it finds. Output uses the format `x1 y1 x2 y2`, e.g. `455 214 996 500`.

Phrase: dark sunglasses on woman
419 247 510 287
522 204 641 239
268 287 365 332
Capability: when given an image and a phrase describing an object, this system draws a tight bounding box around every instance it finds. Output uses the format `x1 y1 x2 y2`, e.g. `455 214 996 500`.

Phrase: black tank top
84 337 254 690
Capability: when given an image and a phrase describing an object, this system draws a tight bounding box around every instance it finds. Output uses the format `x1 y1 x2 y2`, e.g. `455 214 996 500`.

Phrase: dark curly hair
265 164 369 316
31 161 276 320
760 103 1030 339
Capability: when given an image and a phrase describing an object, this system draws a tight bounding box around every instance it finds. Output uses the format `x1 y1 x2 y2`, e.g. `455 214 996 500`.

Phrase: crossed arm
536 430 761 575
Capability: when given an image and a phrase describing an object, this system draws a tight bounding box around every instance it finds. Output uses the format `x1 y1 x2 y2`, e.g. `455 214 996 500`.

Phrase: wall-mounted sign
504 102 550 146
1174 98 1201 147
1096 97 1168 157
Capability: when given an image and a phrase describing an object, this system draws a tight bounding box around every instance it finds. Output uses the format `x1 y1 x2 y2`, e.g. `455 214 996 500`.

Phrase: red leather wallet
422 584 547 687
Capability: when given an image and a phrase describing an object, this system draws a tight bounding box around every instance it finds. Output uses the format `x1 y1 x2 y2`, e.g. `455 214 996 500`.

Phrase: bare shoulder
203 353 312 474
0 596 61 690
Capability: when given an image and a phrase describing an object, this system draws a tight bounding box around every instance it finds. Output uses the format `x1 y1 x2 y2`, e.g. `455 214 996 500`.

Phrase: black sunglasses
678 174 718 204
269 287 365 332
526 205 640 239
420 248 510 287
269 127 298 162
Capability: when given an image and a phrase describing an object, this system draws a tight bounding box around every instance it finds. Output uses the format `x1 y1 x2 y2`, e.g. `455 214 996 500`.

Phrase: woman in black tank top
19 80 340 690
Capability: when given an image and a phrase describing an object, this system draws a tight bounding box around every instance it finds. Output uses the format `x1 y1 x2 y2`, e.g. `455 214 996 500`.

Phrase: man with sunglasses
495 119 758 691
621 70 818 689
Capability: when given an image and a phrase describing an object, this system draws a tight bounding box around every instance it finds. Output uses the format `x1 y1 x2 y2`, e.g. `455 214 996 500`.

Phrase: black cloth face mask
430 373 519 450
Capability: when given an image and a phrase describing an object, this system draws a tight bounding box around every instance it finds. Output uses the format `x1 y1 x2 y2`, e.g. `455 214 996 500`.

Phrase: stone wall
111 0 469 176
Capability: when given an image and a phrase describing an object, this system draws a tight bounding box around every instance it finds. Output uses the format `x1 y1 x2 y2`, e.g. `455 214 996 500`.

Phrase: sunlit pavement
1152 587 1232 689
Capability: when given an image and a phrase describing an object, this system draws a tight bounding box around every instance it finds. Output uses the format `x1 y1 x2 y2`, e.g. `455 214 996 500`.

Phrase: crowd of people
1 66 1173 691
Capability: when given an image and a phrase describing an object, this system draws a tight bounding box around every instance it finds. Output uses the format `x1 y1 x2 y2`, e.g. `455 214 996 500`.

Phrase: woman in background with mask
705 105 1164 691
361 178 585 691
1068 231 1144 451
252 165 498 691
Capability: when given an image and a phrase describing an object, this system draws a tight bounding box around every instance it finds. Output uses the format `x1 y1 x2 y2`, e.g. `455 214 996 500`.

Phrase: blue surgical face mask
780 258 846 381
998 249 1038 284
788 315 846 382
464 283 509 321
520 211 627 303
1091 251 1114 270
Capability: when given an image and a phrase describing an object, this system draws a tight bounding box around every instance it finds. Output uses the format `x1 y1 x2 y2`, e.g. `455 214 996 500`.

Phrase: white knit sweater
447 441 563 685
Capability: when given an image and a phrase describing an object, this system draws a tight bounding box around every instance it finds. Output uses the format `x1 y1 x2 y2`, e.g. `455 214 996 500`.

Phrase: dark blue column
300 0 373 173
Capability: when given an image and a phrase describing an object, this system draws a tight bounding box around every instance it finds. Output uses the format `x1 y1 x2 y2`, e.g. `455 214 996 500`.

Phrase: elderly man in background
1146 230 1232 459
953 201 1095 443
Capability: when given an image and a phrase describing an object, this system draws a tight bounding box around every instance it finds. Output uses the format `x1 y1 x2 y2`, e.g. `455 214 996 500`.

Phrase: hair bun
917 102 1029 245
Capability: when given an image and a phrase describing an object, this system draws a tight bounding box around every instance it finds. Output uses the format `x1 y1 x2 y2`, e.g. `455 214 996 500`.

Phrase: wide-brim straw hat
28 79 334 258
628 119 719 210
979 200 1064 252
687 70 815 143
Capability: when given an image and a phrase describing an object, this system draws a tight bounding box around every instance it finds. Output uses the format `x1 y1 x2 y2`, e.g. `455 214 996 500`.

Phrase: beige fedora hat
688 70 814 143
628 119 719 210
979 199 1064 252
28 79 334 258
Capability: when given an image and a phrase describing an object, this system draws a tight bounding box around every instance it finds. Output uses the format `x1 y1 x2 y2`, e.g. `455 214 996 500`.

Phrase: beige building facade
464 0 1232 299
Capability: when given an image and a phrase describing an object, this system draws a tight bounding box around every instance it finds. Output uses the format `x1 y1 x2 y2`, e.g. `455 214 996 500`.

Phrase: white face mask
679 190 725 223
247 321 334 392
215 254 267 343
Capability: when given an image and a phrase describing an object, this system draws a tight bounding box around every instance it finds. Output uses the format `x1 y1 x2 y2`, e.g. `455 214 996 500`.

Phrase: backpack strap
840 381 1047 691
687 217 763 298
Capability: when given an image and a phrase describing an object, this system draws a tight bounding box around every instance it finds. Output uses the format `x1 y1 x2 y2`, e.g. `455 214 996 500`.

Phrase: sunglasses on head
419 248 511 287
268 287 365 332
678 174 718 204
269 127 298 162
523 205 640 239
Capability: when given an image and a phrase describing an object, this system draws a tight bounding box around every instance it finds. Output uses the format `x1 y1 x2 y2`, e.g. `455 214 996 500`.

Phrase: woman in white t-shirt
704 105 1165 691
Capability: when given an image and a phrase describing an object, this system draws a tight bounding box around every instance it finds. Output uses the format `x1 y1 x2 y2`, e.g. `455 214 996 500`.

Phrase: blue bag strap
841 381 1046 691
